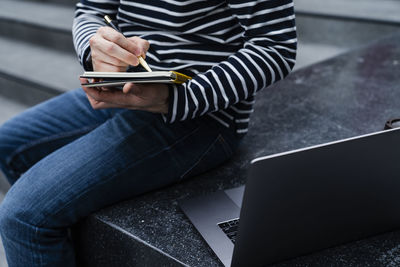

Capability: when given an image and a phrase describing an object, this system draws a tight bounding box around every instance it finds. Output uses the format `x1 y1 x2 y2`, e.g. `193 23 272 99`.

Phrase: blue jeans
0 88 241 267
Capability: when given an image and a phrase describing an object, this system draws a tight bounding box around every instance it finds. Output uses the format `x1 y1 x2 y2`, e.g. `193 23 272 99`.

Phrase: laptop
179 127 400 267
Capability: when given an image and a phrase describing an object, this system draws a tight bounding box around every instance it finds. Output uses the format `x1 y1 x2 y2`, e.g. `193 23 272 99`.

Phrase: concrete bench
73 32 400 266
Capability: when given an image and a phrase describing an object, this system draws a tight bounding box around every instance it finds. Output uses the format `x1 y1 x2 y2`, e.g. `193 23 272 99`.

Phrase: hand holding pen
104 15 152 72
87 15 152 73
82 16 169 113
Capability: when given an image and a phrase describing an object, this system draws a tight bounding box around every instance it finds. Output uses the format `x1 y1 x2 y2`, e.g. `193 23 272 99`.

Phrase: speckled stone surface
74 32 400 266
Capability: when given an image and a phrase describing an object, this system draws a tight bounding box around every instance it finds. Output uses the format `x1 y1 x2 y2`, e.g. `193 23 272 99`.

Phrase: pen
104 15 152 72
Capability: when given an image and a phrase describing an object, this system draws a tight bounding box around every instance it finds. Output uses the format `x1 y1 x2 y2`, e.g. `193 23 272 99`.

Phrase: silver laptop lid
232 127 400 267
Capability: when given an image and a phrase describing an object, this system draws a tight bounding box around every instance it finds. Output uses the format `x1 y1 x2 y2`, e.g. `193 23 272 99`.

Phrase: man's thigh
1 110 237 228
0 88 121 181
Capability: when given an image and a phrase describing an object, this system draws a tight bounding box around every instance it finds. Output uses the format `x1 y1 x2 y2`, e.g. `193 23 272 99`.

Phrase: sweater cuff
81 43 93 71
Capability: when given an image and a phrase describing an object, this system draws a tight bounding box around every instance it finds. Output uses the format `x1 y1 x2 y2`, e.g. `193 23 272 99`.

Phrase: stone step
0 95 28 126
294 15 400 70
0 36 82 105
17 0 78 7
294 42 346 71
296 15 400 49
295 0 400 25
13 0 400 23
0 0 74 53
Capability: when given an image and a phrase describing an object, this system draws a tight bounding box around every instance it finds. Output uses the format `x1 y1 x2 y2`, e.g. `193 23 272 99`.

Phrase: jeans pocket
180 134 234 180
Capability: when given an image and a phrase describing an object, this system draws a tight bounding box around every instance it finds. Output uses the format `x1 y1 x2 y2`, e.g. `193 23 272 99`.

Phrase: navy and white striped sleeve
72 0 120 70
164 0 297 123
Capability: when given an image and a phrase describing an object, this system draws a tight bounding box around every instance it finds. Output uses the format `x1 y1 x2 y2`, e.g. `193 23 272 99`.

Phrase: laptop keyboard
218 219 239 244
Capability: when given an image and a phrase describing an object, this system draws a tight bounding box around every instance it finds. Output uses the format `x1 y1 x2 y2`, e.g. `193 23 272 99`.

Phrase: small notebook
80 71 192 87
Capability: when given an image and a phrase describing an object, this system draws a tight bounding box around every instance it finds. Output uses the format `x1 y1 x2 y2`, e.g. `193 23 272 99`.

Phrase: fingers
86 93 120 109
91 49 129 68
80 78 107 109
90 30 139 67
128 36 150 58
91 58 127 72
89 27 151 72
99 27 141 56
80 78 138 109
89 27 150 71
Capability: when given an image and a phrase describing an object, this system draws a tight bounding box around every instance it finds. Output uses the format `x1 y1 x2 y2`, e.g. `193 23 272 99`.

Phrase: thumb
123 83 142 95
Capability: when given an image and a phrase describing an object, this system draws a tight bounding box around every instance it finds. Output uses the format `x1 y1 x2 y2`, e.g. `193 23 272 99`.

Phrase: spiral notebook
80 71 192 88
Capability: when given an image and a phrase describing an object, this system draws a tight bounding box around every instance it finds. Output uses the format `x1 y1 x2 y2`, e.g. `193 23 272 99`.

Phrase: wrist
159 89 169 114
160 102 169 114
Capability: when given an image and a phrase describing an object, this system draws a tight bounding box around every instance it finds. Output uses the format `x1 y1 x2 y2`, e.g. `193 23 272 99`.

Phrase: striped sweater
72 0 297 135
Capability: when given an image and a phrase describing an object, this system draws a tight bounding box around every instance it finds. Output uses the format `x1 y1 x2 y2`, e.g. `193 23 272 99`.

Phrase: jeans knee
0 122 16 166
0 124 14 185
0 127 8 163
0 122 25 183
0 197 37 243
0 129 11 180
0 201 14 237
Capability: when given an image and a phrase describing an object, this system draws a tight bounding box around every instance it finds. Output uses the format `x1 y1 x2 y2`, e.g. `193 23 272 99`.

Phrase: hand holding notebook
80 77 170 113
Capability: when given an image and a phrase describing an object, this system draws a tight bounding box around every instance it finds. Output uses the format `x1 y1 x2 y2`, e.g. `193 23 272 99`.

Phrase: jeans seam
35 123 202 228
5 124 101 176
9 214 43 266
34 226 41 266
217 134 234 156
180 134 221 180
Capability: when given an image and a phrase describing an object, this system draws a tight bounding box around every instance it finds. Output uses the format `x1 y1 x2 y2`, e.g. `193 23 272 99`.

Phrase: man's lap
0 88 240 228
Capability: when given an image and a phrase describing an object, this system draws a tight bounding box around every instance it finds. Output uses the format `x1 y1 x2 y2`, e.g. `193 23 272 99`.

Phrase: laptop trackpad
225 185 245 208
